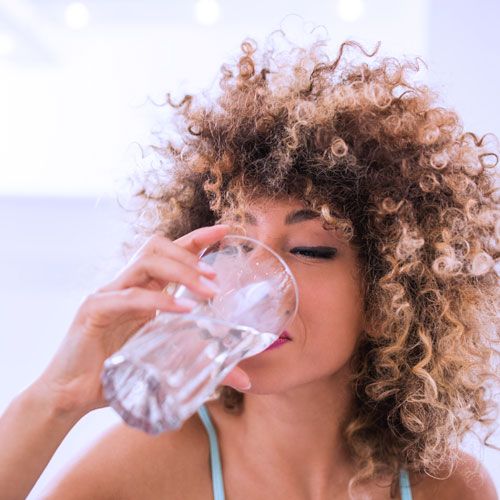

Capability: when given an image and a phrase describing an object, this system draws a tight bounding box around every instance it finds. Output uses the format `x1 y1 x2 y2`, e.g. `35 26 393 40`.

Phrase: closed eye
291 247 337 259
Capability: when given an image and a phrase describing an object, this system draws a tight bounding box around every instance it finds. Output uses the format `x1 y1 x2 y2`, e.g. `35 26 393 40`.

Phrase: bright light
65 2 90 30
337 0 364 22
0 33 15 56
194 0 220 26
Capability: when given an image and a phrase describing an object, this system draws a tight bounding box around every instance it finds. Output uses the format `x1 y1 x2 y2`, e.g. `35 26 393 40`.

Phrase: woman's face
225 197 366 394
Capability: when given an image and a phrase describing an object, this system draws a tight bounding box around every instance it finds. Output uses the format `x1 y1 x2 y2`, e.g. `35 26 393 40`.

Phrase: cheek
297 270 364 351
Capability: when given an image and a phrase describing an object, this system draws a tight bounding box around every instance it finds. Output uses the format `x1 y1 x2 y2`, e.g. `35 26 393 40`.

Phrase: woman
1 37 498 499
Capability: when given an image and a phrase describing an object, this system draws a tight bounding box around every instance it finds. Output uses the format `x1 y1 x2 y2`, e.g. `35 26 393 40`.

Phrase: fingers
99 224 230 294
81 287 198 328
99 254 221 298
174 224 231 256
133 230 219 268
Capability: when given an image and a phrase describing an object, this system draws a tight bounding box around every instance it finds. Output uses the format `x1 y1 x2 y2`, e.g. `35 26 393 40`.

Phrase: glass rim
199 234 300 323
157 310 277 335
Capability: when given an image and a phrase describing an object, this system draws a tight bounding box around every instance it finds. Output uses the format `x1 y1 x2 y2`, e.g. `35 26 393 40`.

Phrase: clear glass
101 235 299 434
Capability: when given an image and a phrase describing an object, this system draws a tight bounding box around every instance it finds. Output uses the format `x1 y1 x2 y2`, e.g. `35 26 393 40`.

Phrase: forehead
223 197 335 233
237 197 318 222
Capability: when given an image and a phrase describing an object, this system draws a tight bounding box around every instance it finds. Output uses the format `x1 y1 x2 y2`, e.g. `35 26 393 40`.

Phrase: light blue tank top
197 404 413 500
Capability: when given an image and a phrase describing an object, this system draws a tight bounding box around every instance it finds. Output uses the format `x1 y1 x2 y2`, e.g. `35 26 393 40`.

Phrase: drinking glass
101 234 298 434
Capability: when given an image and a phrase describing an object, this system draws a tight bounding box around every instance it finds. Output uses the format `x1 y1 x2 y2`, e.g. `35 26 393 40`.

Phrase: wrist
20 379 88 425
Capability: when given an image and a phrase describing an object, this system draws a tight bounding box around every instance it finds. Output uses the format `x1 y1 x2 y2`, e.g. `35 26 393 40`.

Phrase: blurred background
0 0 498 496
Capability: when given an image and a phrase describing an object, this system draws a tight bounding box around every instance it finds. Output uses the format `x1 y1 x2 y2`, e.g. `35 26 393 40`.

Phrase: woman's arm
0 381 83 500
0 225 250 500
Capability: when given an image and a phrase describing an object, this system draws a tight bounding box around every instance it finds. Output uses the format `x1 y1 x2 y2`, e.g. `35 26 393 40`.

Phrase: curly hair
123 35 500 495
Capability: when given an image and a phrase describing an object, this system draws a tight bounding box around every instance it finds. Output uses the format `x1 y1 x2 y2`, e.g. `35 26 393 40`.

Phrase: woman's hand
34 224 251 419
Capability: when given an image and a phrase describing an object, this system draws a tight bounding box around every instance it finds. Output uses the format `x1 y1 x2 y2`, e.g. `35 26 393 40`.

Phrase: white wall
0 0 429 197
0 196 129 498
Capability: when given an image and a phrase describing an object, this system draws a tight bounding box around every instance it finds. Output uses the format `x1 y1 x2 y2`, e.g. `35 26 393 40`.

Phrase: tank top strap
197 404 226 500
399 468 413 500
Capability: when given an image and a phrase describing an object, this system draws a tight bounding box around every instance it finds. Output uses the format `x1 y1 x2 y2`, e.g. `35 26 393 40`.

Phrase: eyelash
290 247 337 259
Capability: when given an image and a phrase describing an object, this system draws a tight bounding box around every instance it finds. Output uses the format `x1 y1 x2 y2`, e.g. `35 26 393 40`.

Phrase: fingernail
198 261 216 275
199 276 221 294
232 369 252 390
175 298 198 309
240 380 252 391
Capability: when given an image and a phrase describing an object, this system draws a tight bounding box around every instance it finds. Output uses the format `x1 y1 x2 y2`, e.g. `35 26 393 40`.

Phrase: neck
220 364 357 498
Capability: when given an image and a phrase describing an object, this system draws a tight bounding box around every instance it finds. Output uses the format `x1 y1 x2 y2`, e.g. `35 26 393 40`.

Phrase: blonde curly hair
124 35 500 495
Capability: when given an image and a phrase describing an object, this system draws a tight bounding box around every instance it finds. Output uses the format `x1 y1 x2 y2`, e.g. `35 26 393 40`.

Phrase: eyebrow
243 209 321 225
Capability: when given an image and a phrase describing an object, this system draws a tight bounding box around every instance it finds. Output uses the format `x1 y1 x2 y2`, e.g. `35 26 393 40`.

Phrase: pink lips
264 330 292 351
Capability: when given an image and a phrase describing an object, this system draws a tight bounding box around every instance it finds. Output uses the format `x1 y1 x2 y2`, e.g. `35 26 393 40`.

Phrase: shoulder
411 450 498 500
40 412 211 499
